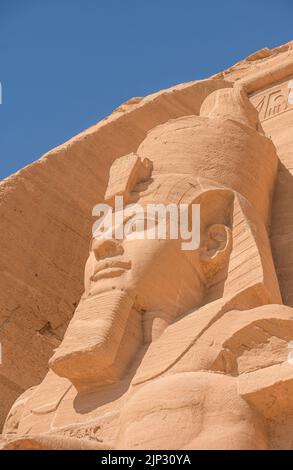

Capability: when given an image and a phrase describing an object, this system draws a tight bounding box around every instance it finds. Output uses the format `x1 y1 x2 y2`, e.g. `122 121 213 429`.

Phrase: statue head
85 177 235 322
49 84 281 392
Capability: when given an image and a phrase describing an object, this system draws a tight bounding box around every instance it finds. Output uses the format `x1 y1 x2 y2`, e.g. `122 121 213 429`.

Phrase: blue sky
1 0 293 179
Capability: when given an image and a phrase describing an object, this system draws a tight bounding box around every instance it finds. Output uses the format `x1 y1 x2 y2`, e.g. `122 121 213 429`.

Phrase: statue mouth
90 259 131 281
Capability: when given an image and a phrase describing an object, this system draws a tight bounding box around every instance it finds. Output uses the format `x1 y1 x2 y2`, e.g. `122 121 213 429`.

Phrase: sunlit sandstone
2 41 293 449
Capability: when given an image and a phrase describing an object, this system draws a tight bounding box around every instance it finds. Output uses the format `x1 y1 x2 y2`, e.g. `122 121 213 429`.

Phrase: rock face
1 41 293 449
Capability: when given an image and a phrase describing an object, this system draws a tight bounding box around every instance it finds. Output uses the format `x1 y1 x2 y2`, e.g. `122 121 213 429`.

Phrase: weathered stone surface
2 41 293 449
0 79 232 425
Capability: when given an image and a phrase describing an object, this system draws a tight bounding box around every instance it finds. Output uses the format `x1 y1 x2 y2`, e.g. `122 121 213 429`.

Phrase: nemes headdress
103 84 281 305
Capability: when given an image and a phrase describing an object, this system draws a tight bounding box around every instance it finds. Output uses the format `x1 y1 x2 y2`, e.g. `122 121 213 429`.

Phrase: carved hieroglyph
3 78 293 450
250 78 293 122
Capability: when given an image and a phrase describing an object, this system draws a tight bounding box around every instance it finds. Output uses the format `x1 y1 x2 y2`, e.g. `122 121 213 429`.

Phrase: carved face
49 191 232 390
85 234 204 322
85 199 231 321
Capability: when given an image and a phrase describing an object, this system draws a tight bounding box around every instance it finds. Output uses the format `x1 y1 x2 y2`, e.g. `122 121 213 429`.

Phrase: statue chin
49 290 143 392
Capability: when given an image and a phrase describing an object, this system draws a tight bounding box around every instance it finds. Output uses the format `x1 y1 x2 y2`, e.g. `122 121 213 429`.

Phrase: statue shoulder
133 303 293 384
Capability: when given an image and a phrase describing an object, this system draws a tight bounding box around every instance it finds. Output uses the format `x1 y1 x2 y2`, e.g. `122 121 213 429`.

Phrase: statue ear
201 224 231 259
200 224 232 285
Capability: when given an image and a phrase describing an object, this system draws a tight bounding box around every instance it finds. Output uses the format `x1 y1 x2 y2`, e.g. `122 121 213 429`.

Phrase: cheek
134 251 187 301
122 240 200 302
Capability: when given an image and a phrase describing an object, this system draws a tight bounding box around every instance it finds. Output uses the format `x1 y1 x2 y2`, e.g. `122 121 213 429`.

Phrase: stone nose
92 237 123 260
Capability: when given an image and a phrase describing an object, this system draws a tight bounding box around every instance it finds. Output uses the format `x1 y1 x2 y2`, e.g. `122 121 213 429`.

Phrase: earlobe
200 224 232 285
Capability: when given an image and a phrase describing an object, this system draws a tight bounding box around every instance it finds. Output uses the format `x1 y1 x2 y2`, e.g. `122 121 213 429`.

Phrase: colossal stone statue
3 83 293 450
